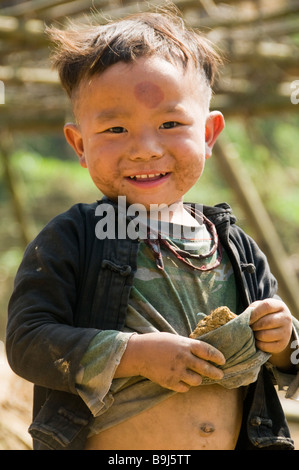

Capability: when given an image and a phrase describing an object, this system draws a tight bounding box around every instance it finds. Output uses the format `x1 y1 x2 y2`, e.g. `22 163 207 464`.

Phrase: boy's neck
149 200 200 228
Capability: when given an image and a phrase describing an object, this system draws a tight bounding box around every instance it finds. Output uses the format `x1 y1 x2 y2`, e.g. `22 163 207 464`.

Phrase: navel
134 81 164 108
199 422 215 436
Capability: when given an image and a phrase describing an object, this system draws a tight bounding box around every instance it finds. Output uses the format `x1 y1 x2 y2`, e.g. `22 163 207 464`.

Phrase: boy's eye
106 126 127 134
160 121 179 129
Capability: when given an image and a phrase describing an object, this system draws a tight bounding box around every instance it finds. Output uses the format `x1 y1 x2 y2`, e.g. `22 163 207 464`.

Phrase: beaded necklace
144 208 222 272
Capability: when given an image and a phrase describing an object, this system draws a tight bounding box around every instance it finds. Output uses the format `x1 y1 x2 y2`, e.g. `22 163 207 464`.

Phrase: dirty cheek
134 81 164 108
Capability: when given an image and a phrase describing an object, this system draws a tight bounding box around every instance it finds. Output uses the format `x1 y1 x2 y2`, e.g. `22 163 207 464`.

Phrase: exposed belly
85 384 244 450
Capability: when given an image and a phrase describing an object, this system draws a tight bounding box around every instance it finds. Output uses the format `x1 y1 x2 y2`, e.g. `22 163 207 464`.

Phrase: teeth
129 173 167 180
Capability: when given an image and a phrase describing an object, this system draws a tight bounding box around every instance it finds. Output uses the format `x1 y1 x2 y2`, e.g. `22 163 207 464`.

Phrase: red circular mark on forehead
134 81 164 108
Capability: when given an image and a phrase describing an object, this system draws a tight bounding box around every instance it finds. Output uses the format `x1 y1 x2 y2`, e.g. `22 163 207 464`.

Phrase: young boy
6 9 299 450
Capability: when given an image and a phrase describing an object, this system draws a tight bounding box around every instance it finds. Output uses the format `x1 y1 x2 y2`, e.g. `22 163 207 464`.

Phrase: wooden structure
1 0 299 130
0 0 299 316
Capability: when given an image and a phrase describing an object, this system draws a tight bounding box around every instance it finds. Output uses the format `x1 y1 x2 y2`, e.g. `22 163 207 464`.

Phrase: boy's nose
128 131 164 161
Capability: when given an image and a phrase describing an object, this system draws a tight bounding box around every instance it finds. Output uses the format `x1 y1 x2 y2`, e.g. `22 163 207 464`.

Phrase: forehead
133 81 165 109
73 56 210 118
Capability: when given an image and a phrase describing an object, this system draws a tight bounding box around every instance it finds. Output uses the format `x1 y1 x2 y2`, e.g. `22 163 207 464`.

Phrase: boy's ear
205 111 225 159
64 123 87 168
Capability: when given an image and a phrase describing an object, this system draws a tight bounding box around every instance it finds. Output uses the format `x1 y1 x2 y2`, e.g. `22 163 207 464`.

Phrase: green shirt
127 227 237 338
75 221 240 435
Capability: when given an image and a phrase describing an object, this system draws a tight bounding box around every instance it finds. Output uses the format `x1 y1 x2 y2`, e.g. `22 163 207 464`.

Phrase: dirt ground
1 352 299 450
0 353 33 450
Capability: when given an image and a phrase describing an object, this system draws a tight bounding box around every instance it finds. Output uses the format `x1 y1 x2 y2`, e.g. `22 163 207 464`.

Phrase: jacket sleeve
6 206 100 394
229 223 299 398
228 223 278 302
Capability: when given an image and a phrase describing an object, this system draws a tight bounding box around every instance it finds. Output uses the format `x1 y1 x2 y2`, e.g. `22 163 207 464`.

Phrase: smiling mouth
127 172 168 181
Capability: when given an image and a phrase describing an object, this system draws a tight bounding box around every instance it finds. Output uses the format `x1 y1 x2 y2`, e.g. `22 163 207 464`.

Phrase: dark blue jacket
6 198 295 450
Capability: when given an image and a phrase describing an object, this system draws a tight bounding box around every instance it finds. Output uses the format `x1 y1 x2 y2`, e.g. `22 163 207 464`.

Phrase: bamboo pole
0 130 32 248
213 139 299 319
0 0 75 18
188 0 299 29
0 65 59 85
0 15 46 46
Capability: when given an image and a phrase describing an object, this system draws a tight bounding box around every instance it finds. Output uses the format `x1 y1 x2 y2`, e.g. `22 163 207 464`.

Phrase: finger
182 369 203 387
255 339 281 354
251 312 282 332
254 327 283 343
191 339 226 366
171 381 192 393
189 356 224 381
249 299 283 325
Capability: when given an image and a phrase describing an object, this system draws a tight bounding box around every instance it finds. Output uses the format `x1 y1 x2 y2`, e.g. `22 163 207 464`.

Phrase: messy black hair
47 7 221 99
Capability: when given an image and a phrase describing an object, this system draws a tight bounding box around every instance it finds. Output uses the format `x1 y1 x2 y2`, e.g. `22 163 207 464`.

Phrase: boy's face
64 56 224 209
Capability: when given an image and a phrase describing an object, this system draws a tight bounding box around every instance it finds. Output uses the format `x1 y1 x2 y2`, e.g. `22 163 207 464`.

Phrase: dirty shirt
75 220 267 436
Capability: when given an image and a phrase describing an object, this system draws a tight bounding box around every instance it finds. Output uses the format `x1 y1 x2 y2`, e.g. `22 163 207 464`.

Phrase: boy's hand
249 298 293 370
116 332 225 393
